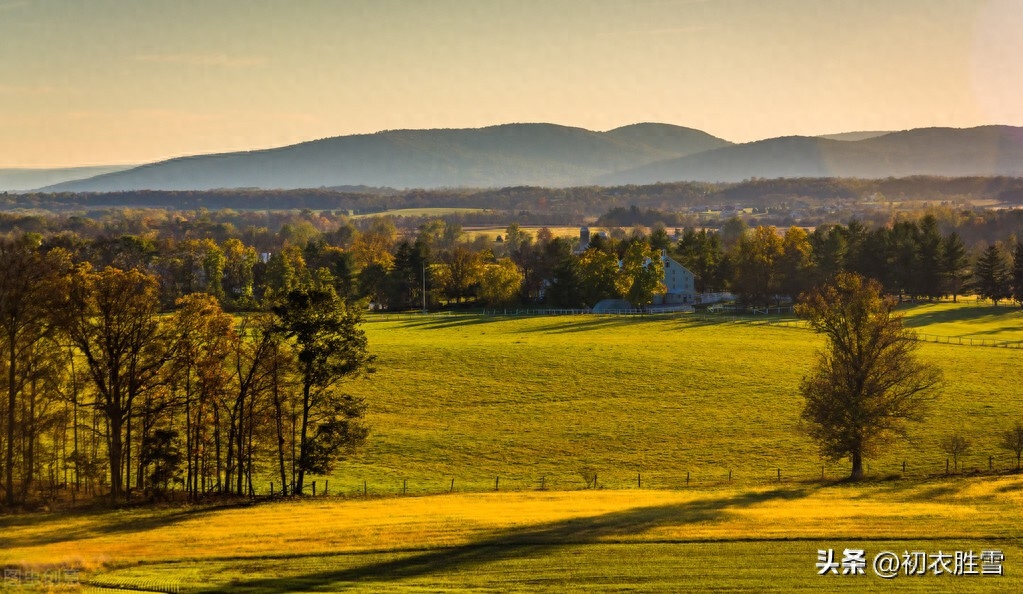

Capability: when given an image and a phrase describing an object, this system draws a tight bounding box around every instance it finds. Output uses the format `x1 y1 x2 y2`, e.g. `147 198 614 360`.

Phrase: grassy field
324 303 1023 496
3 477 1023 591
3 301 1023 591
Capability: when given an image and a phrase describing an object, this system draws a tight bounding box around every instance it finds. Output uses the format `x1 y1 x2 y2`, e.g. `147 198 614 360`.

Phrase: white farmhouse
653 249 696 305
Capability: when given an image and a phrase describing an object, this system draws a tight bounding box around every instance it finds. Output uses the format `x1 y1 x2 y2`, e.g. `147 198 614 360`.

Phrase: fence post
495 476 499 491
270 482 274 497
540 476 545 490
989 456 993 471
325 480 328 495
728 470 732 483
403 479 407 495
946 458 950 474
777 468 781 482
450 478 455 493
364 480 368 496
312 481 316 496
637 473 641 488
902 461 906 474
821 464 825 480
686 471 690 486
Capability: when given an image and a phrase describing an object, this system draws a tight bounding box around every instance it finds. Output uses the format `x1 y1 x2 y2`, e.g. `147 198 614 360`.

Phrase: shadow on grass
194 488 808 593
0 499 261 548
391 315 505 331
900 304 1023 330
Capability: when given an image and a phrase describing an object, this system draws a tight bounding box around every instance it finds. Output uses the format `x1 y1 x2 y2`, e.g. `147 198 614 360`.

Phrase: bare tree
797 273 942 480
1001 422 1023 471
940 433 971 473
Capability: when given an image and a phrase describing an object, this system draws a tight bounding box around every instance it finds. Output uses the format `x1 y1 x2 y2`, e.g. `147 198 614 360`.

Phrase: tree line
5 208 1023 314
0 237 372 507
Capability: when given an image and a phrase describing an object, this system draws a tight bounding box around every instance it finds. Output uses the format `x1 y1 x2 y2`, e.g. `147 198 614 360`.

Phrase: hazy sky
2 0 1021 167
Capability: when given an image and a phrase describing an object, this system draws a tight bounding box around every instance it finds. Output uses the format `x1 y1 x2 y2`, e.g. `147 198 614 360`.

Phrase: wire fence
264 451 1023 498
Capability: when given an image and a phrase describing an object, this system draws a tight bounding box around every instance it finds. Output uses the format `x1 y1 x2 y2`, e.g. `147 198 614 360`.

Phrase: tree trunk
296 380 311 495
21 375 36 500
850 450 864 480
125 408 132 502
272 353 288 495
214 405 222 494
108 411 123 502
6 335 17 506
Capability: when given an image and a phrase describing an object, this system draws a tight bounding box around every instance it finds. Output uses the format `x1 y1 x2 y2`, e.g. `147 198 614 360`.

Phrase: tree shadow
901 305 1023 331
1 500 262 548
194 488 808 593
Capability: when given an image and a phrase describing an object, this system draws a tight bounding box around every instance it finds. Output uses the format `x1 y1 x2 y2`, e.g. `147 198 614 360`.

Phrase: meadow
334 301 1023 495
2 301 1022 591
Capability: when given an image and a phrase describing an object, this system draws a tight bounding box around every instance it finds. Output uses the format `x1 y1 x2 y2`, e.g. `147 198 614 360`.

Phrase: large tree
62 266 171 501
272 288 371 495
973 244 1011 305
796 273 941 480
940 231 970 302
733 226 783 307
1011 242 1023 308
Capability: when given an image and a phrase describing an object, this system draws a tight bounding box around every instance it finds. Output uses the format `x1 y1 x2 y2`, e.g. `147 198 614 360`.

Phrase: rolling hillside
41 123 731 192
603 125 1023 184
35 124 1023 191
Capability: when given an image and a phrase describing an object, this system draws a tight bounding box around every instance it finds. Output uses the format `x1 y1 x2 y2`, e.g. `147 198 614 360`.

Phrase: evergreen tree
940 232 970 302
1012 242 1023 307
973 244 1011 305
916 215 943 300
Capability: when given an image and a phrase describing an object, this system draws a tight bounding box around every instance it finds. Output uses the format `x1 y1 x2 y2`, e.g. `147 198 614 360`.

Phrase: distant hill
816 131 891 141
0 165 135 192
35 124 1023 192
602 126 1023 184
42 123 731 192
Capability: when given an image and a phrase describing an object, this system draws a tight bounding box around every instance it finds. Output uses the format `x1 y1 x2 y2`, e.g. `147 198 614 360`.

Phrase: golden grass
5 476 1023 572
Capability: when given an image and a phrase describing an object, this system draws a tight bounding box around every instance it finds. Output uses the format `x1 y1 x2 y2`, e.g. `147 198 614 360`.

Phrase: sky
1 0 1022 167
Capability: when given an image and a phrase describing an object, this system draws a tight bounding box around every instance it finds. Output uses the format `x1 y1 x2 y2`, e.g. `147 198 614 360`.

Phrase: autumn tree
0 238 64 507
272 288 371 495
477 260 524 307
733 226 783 307
777 226 813 302
62 266 171 501
167 293 234 498
617 241 665 306
796 273 941 480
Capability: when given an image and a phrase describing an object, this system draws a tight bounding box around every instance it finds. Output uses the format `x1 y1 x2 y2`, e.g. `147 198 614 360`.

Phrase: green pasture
307 304 1023 496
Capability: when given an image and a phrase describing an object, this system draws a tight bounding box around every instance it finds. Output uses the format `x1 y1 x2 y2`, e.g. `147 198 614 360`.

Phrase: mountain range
18 123 1023 192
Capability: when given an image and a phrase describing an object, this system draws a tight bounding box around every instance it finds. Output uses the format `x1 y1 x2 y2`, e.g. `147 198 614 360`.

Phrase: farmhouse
653 249 696 305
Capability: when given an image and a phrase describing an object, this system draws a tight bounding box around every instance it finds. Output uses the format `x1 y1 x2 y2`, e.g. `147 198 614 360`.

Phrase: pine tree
916 215 943 300
940 232 970 302
973 244 1011 305
1011 242 1023 307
